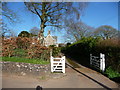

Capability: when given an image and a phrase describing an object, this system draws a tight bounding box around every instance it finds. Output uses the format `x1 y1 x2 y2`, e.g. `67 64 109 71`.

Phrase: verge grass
1 57 49 65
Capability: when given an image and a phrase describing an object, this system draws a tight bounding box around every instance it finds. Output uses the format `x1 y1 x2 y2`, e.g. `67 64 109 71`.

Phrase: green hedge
62 37 120 77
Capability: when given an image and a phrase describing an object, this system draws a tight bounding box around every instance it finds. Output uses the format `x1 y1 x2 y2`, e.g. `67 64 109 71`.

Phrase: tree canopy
18 31 31 37
24 2 87 45
94 25 118 39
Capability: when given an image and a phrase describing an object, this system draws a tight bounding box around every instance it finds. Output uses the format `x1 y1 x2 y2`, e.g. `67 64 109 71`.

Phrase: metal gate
50 56 65 73
90 53 105 72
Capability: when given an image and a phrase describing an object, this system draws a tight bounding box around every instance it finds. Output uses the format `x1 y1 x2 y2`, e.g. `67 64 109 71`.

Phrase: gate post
62 56 65 73
90 54 92 65
50 56 53 72
100 53 105 72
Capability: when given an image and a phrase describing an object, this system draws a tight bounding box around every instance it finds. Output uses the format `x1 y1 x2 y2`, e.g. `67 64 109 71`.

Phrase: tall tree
24 2 87 45
94 25 118 39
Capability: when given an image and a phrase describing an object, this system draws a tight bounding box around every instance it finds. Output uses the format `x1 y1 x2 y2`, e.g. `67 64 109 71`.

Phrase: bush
49 45 62 57
27 39 49 60
2 37 17 57
16 37 31 49
105 66 120 78
62 37 100 67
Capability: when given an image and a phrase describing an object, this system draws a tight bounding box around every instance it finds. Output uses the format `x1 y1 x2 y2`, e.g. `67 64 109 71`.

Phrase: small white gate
50 56 65 73
90 53 105 72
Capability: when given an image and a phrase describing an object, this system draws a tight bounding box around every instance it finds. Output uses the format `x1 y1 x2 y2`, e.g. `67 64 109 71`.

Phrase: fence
50 56 65 73
90 53 105 72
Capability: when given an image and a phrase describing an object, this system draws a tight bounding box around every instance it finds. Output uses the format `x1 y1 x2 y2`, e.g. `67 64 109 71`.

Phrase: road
2 63 119 89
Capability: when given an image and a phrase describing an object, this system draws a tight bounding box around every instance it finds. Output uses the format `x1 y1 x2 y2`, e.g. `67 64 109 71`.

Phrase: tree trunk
38 21 46 46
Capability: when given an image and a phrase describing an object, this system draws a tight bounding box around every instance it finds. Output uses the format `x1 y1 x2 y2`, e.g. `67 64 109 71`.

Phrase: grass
13 48 27 58
1 57 50 65
105 66 120 78
67 58 81 68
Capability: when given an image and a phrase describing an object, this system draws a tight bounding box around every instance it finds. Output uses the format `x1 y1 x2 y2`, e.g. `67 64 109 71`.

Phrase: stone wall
1 61 51 77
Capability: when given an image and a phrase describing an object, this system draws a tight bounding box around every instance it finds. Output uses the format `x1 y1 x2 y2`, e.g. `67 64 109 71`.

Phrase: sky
3 2 118 43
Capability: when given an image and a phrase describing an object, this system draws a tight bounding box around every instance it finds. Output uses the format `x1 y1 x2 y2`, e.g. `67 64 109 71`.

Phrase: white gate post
62 56 65 73
50 56 53 72
100 53 105 72
90 54 92 65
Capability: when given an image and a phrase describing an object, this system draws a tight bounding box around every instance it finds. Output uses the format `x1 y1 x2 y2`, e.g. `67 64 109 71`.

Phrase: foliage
27 39 49 60
95 38 120 72
18 31 31 37
16 37 31 49
2 37 17 57
2 37 50 61
62 37 101 67
13 48 27 58
94 25 118 39
2 57 49 64
105 66 120 78
62 37 120 74
49 45 62 57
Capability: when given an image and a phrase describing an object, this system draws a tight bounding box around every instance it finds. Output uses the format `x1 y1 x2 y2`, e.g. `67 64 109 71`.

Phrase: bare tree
2 2 18 23
24 2 88 45
29 27 40 35
94 25 118 39
64 20 94 42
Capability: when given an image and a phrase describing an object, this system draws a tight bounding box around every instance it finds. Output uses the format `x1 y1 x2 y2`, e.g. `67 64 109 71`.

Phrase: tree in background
2 2 18 23
29 27 40 35
94 25 118 39
64 20 94 42
18 31 31 37
1 2 18 38
24 2 87 45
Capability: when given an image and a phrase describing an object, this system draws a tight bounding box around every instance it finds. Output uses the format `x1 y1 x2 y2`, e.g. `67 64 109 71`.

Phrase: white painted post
102 54 105 72
90 54 92 65
62 56 65 73
50 56 53 72
100 53 105 72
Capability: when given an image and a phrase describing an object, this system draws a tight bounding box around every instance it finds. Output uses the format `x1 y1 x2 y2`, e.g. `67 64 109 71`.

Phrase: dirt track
2 64 119 89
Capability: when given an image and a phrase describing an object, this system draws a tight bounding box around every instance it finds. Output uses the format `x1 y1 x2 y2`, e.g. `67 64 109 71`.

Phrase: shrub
49 45 62 57
16 37 31 49
105 66 120 78
2 37 17 57
62 37 100 67
27 39 49 60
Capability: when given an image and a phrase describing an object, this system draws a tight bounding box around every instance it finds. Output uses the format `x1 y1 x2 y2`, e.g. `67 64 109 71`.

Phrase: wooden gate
90 53 105 72
50 56 65 73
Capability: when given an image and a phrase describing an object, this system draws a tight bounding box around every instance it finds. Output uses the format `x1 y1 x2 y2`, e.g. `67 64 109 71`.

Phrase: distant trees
64 20 94 42
29 27 40 35
94 25 118 39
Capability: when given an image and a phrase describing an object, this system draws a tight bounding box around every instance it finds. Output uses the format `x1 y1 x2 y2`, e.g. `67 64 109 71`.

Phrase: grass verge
1 57 50 65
